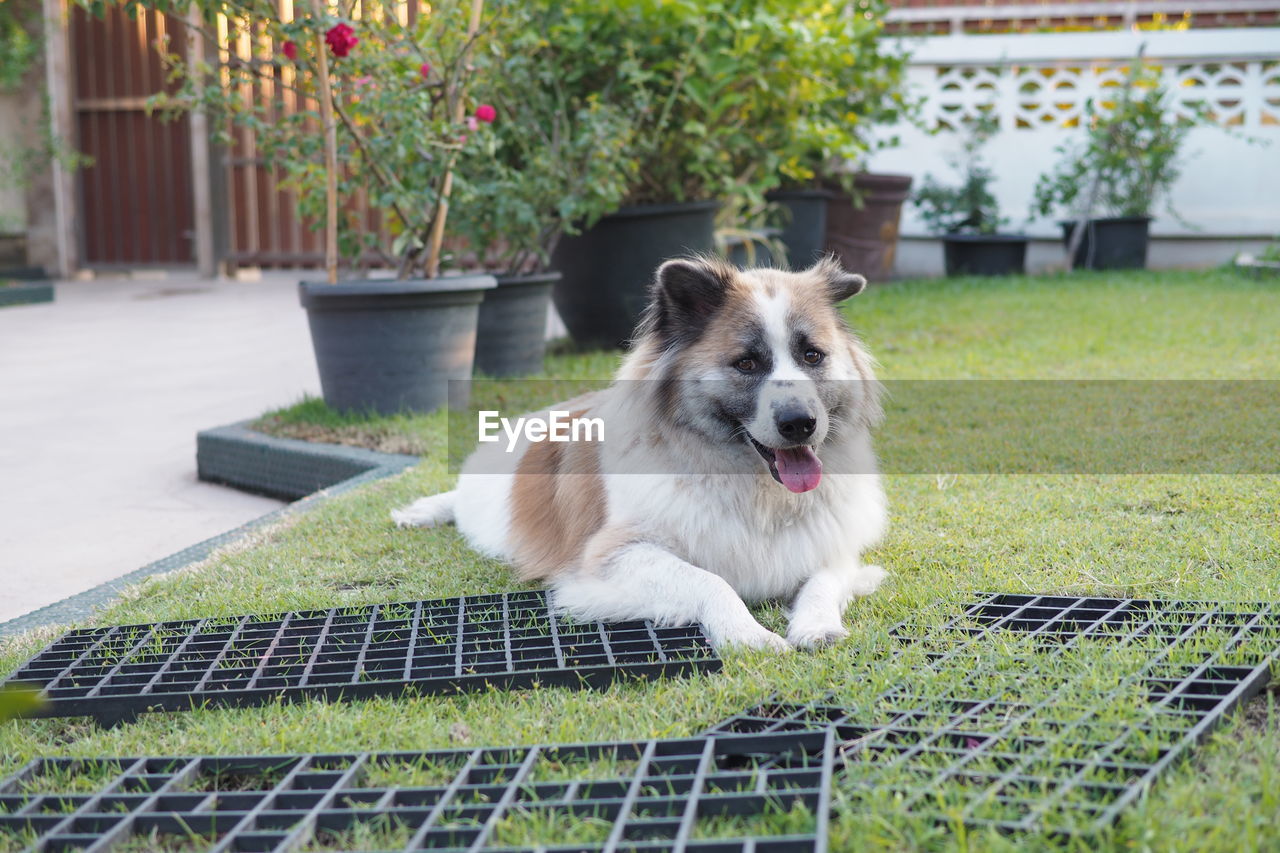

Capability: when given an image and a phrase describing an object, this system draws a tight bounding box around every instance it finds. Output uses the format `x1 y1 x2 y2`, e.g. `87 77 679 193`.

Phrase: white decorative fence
867 27 1280 272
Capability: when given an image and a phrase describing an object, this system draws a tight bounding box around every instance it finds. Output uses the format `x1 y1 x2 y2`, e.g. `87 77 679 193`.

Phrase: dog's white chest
605 472 881 602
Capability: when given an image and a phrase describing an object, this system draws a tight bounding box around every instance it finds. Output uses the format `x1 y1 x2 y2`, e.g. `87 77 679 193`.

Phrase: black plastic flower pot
474 271 559 377
942 234 1029 277
1059 216 1151 270
550 200 718 348
767 187 835 267
299 275 496 415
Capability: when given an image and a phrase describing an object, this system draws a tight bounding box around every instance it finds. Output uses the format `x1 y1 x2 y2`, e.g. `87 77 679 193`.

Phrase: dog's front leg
786 560 887 649
551 540 790 652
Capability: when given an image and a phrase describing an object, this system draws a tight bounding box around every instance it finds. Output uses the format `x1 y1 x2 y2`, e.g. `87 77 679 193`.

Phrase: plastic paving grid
3 591 719 727
0 732 832 852
707 592 1280 835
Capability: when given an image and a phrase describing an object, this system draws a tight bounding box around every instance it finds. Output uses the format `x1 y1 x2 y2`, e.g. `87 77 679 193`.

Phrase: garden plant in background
146 0 501 413
1031 59 1214 271
757 0 911 273
448 0 638 374
0 0 87 289
544 0 909 346
913 111 1029 277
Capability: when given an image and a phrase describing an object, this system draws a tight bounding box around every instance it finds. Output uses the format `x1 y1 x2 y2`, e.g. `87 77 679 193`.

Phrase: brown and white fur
392 256 887 650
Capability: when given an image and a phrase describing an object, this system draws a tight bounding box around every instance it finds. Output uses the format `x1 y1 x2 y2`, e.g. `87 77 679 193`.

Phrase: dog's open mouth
748 436 823 494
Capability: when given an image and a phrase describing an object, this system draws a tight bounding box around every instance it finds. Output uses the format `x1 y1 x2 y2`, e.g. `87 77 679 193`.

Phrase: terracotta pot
823 173 914 281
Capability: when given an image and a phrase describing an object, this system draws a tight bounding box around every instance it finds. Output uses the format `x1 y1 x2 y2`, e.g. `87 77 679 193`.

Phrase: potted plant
913 112 1028 277
449 4 636 375
756 0 909 276
158 0 497 413
520 0 749 348
1031 61 1206 271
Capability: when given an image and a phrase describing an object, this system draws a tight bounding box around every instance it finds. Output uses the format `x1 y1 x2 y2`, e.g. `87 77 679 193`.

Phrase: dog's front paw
787 621 849 650
704 619 791 653
848 563 887 597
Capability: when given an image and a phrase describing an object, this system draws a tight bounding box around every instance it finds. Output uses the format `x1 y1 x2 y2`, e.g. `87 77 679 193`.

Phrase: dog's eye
802 349 824 365
734 357 759 374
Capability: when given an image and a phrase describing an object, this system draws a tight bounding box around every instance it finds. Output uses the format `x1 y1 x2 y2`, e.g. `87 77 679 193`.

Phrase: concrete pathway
0 273 320 625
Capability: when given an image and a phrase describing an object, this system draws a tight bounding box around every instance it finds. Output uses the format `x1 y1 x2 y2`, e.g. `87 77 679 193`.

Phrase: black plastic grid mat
3 591 719 727
707 592 1280 835
0 731 832 852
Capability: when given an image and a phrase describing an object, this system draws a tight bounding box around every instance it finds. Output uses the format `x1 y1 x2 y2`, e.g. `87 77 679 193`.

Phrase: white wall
865 27 1280 273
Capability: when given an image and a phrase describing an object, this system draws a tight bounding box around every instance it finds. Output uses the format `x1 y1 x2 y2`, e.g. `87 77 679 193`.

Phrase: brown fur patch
509 410 607 580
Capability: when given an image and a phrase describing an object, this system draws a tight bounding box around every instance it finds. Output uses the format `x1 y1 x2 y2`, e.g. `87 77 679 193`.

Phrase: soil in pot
550 201 718 348
475 271 559 377
1059 216 1151 270
767 188 834 267
299 275 495 415
942 234 1029 277
824 173 913 281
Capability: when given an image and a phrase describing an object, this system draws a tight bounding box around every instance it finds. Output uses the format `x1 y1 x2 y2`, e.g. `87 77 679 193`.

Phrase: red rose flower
324 23 358 58
282 40 298 61
420 62 431 79
475 104 496 124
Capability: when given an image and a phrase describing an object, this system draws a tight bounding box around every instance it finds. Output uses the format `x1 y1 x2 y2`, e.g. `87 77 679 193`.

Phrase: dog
393 255 887 650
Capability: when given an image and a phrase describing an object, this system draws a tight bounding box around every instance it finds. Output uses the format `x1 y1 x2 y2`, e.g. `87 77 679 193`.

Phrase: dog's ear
652 258 731 346
807 256 866 302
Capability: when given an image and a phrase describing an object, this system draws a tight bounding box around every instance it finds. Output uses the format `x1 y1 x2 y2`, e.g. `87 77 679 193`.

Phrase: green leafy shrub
145 0 496 277
516 0 907 212
0 0 41 92
447 1 640 274
1031 64 1207 222
913 113 1007 235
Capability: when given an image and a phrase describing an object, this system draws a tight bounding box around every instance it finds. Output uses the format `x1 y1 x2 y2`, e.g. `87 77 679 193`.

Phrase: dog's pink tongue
774 447 822 493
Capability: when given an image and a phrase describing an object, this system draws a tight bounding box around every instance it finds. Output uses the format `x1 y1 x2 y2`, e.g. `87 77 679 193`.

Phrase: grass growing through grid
16 760 123 794
110 826 219 853
1 269 1278 851
299 814 417 851
359 754 467 789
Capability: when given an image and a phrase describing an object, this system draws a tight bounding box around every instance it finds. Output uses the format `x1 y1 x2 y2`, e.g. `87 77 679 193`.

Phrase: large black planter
551 201 718 348
767 188 834 267
475 271 559 377
1059 216 1151 270
942 234 1029 277
299 275 495 415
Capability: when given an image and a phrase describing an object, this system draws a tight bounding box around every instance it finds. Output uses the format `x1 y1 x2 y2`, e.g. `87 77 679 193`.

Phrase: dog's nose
776 409 817 441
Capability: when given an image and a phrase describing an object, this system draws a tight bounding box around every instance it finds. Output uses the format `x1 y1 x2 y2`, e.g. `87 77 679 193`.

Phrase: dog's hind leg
391 491 457 528
551 540 790 652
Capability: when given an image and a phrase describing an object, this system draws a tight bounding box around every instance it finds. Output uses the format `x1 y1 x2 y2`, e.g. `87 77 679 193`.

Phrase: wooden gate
70 3 195 266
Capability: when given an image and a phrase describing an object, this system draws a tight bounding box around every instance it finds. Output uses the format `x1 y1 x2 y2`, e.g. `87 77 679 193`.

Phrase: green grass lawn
3 268 1279 851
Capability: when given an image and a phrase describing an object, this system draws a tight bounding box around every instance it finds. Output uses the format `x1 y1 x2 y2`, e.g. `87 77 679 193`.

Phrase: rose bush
143 0 493 277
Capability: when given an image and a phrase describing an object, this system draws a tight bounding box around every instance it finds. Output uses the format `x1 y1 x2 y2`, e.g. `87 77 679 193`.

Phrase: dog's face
642 255 877 493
